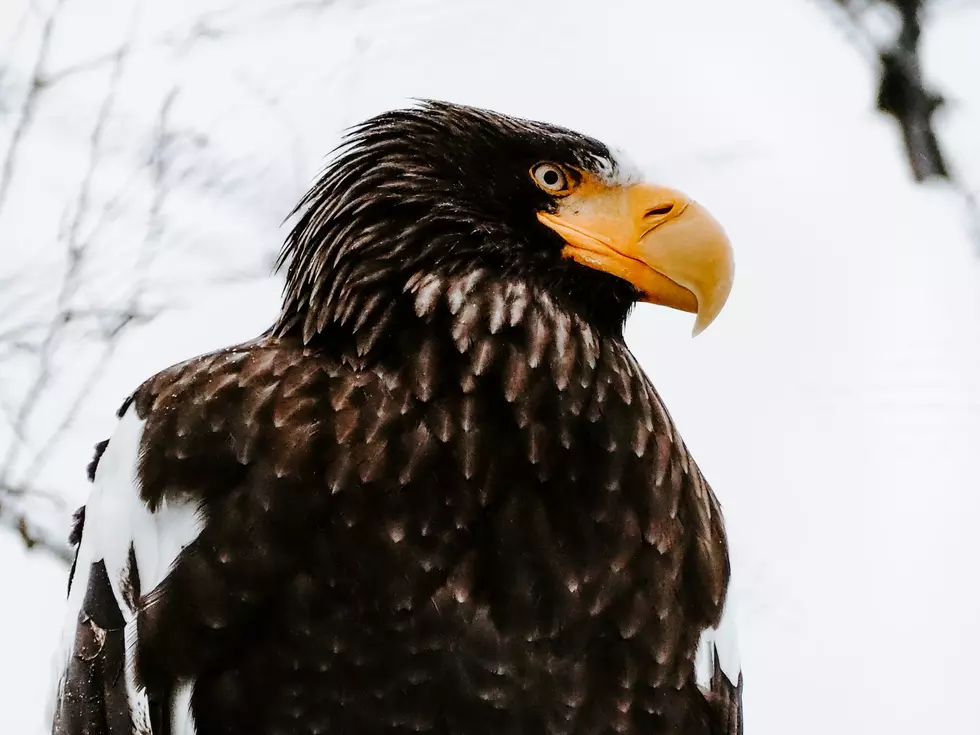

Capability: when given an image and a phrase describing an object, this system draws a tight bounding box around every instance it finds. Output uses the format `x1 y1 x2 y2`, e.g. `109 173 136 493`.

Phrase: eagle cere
51 100 742 735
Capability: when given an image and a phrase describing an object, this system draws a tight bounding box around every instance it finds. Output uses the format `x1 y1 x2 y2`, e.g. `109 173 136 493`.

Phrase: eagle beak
537 182 734 335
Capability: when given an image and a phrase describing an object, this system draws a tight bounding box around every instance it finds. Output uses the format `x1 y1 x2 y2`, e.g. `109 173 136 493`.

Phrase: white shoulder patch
171 679 198 735
694 584 741 689
50 405 204 734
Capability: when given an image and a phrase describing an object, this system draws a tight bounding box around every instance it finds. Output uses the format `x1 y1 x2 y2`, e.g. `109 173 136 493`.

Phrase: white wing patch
694 583 741 690
50 405 204 735
171 679 197 735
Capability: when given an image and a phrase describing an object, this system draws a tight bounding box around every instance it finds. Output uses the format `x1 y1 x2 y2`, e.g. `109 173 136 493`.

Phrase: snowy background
2 0 979 732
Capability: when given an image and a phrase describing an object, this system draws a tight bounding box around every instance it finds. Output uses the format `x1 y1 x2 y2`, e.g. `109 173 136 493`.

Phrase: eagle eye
531 163 570 194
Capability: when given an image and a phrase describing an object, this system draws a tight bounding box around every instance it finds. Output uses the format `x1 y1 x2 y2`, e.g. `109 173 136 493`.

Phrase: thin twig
0 499 74 562
0 0 141 485
0 3 36 99
18 340 121 483
0 0 67 217
41 49 129 87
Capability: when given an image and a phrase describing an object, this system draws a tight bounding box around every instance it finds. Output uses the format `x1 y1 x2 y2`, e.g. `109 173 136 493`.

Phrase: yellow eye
531 163 569 193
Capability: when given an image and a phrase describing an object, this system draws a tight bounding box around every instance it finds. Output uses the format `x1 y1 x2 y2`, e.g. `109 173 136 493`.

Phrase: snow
2 0 979 733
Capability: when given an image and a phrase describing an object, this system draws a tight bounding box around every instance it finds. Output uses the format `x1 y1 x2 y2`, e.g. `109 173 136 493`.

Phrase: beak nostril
645 204 674 218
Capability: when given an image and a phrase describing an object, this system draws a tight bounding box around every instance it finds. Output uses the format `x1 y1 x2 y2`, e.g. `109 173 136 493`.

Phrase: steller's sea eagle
50 100 741 735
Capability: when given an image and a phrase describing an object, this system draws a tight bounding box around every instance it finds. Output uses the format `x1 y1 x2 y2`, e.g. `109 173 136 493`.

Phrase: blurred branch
822 0 947 179
0 0 330 559
20 87 182 482
41 49 130 87
0 0 144 558
163 0 339 44
0 0 67 217
0 2 138 478
817 0 980 249
0 4 35 99
0 485 73 562
142 88 178 281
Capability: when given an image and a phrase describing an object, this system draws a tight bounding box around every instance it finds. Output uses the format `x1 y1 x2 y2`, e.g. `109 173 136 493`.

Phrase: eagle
50 100 741 735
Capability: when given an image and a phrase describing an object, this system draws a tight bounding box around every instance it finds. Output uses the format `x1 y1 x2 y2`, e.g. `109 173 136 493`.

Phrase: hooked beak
537 180 734 335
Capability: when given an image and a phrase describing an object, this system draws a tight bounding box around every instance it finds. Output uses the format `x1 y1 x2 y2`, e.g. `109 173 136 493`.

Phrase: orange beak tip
537 178 734 332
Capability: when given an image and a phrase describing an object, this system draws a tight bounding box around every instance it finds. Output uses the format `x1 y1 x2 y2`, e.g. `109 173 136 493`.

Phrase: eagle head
275 100 734 345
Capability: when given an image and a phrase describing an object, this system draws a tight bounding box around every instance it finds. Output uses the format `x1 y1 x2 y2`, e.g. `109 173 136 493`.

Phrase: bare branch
0 3 145 554
0 0 343 558
16 86 180 490
40 49 129 87
815 0 980 251
819 0 948 179
0 498 73 562
0 5 138 481
18 343 117 485
160 0 338 44
0 478 73 563
0 0 67 217
0 3 36 99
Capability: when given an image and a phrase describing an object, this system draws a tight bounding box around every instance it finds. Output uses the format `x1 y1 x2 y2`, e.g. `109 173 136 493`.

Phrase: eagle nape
51 100 742 735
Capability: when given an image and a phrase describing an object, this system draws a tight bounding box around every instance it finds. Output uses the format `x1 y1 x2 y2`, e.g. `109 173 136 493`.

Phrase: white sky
2 0 979 733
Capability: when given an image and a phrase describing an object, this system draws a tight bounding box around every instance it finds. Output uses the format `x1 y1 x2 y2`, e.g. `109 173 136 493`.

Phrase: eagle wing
691 477 743 735
50 405 202 735
695 586 743 734
620 348 744 735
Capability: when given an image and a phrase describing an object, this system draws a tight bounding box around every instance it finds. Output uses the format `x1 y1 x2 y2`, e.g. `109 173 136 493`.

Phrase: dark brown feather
118 273 731 735
52 561 136 735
